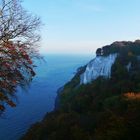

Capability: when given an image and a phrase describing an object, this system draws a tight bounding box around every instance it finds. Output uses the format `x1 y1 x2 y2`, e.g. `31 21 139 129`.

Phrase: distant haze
23 0 140 54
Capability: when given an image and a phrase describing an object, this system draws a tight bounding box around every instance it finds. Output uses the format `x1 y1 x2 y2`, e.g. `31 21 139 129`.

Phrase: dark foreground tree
0 0 41 112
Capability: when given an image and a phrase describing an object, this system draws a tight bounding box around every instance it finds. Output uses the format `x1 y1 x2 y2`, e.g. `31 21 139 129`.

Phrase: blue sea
0 54 92 140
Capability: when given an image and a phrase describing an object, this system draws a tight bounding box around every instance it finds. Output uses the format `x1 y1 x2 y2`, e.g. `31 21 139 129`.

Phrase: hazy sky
23 0 140 54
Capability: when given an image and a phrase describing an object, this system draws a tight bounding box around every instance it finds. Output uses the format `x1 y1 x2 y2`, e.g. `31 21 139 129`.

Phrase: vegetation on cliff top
96 40 140 56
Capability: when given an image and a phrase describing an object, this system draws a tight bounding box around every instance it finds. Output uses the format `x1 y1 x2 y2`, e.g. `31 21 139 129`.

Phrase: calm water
0 54 92 140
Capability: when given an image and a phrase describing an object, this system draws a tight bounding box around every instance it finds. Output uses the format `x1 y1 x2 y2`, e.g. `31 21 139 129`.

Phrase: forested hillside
22 40 140 140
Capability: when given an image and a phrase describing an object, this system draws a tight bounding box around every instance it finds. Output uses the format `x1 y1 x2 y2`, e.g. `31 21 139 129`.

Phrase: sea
0 54 92 140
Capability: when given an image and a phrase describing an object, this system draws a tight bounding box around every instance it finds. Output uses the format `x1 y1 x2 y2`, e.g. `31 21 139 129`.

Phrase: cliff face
80 40 140 84
80 54 117 84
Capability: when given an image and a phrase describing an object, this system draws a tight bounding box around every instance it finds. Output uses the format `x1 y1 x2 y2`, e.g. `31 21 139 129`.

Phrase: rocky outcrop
80 54 117 84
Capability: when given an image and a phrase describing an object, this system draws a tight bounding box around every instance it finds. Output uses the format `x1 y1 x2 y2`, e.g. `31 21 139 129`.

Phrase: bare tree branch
0 0 42 112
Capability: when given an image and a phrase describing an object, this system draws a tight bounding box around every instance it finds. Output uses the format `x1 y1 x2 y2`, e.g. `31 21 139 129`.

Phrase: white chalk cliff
80 54 117 84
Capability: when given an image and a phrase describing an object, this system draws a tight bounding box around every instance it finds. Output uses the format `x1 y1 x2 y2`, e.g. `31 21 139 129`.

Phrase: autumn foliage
0 41 36 111
0 0 41 112
124 93 140 100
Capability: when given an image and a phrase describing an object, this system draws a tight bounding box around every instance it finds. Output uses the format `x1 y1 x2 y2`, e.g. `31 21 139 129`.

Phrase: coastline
54 86 64 111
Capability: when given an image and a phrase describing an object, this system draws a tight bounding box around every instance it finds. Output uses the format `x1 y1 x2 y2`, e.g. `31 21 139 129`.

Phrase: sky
23 0 140 55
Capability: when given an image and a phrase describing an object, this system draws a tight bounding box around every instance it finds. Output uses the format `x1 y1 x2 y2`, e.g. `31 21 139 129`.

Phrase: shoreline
54 86 64 111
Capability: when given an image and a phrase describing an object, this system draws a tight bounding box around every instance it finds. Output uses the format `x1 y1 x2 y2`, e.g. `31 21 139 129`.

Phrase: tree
0 0 41 112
